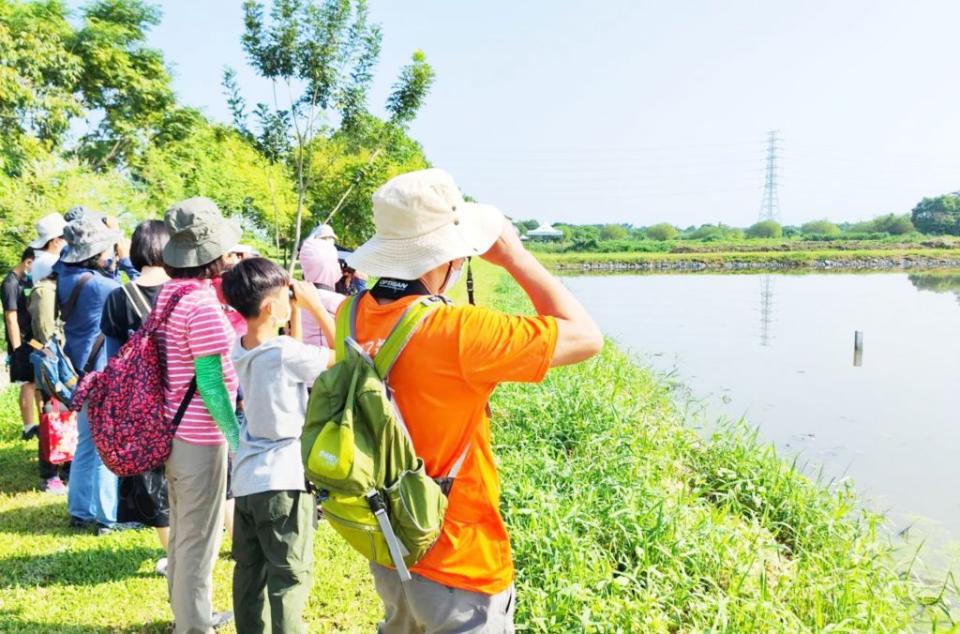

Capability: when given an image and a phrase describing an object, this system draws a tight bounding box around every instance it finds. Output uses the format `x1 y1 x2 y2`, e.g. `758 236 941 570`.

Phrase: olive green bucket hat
162 197 242 268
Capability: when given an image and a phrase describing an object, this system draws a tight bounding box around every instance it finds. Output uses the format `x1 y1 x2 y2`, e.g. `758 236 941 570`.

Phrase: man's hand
116 237 130 260
104 216 130 259
288 290 303 341
480 219 529 271
290 280 324 316
291 280 336 347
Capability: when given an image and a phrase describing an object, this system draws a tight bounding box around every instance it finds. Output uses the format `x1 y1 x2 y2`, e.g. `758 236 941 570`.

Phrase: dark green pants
232 490 316 634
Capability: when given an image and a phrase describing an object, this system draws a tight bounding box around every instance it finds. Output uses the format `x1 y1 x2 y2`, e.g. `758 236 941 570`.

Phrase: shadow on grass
0 496 77 536
0 438 43 494
0 611 170 633
0 543 160 588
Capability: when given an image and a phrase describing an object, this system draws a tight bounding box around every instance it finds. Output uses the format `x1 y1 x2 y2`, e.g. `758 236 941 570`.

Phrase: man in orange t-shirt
346 168 603 633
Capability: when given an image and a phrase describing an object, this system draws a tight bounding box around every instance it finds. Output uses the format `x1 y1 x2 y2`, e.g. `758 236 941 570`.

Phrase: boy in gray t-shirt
221 257 336 634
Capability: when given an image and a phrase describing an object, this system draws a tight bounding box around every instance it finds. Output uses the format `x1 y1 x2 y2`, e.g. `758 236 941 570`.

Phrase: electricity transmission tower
759 130 781 221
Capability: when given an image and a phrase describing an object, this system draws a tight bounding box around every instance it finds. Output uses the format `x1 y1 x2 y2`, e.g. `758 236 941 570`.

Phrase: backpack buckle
434 476 454 497
364 489 387 514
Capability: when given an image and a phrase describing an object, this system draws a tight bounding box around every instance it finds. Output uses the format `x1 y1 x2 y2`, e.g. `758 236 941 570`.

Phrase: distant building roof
527 222 563 237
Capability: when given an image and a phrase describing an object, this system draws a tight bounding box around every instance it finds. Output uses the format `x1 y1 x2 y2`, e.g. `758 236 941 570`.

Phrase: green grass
0 384 380 633
0 261 956 631
536 248 960 271
527 236 960 256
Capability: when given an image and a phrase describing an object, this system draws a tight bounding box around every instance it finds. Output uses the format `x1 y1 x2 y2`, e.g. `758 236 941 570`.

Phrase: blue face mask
103 258 115 272
23 272 32 283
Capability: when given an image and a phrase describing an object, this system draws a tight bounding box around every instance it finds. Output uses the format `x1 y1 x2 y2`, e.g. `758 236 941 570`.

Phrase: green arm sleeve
193 354 240 452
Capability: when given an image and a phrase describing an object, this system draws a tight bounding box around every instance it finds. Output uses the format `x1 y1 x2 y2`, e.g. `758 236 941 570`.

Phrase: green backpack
301 292 471 581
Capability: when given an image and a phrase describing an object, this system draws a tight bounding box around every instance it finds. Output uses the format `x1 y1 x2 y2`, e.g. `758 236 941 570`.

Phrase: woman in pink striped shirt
156 197 241 633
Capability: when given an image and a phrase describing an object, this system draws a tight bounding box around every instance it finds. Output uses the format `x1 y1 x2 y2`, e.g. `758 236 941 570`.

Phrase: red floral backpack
71 284 198 477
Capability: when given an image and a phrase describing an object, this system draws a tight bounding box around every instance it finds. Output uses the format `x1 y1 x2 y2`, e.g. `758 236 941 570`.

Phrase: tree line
0 0 435 270
516 192 960 250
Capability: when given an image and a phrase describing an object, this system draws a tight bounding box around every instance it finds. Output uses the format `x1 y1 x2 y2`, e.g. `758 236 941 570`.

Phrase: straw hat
347 169 504 280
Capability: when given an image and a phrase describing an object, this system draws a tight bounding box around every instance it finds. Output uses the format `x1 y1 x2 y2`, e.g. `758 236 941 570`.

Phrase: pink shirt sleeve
186 296 234 359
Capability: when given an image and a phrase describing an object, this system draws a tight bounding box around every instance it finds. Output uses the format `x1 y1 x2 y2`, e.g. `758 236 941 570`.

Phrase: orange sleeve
455 306 558 388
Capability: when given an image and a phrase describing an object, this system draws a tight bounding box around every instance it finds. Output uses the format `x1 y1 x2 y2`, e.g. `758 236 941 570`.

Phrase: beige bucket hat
347 169 504 280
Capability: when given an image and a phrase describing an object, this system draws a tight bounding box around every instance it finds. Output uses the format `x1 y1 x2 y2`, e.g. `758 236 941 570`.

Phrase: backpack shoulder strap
121 282 151 320
436 440 473 496
143 283 196 333
59 273 93 321
82 334 106 375
372 296 445 380
334 293 362 362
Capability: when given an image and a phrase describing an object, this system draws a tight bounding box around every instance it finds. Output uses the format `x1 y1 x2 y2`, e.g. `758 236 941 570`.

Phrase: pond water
564 271 960 553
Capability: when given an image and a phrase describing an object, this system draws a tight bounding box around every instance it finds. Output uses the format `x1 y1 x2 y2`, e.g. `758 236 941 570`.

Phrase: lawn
0 383 380 633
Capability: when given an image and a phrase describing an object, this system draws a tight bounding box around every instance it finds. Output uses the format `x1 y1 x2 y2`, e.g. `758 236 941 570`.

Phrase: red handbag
39 401 78 465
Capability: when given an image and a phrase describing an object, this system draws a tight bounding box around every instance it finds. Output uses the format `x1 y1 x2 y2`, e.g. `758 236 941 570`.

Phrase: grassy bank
0 262 955 631
536 248 960 272
485 262 956 632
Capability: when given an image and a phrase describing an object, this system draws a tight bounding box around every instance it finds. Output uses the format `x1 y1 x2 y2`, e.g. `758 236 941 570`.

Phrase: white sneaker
155 557 168 576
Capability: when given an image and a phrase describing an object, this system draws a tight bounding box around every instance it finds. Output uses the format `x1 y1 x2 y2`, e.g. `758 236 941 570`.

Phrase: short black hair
130 220 170 271
221 257 290 319
20 247 34 263
165 256 227 281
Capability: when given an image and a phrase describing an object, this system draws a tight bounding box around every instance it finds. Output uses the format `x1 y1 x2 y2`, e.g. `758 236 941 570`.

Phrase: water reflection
564 271 960 561
759 275 775 346
909 272 960 303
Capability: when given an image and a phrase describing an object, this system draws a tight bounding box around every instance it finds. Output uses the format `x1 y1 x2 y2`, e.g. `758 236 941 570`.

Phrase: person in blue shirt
56 215 124 534
57 206 139 284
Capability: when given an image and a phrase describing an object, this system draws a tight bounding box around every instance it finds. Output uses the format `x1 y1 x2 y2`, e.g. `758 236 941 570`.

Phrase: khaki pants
232 490 316 634
166 439 227 634
371 563 516 634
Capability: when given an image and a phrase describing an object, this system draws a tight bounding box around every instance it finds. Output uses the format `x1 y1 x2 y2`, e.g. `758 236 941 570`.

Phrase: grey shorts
371 562 516 634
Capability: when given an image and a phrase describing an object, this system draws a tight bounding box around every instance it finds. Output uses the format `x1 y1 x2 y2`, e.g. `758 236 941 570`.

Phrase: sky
92 0 960 227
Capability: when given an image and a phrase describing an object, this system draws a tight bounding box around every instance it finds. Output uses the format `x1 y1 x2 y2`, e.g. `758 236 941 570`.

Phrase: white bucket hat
317 224 337 241
29 213 67 249
31 250 58 282
228 243 259 257
306 223 338 241
347 169 504 280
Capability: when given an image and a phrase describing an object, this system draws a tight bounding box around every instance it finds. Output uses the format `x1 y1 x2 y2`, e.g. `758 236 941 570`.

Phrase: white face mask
272 297 292 326
442 263 464 294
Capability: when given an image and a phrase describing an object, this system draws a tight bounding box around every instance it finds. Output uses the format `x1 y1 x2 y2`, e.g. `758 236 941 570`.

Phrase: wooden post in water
853 331 864 367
